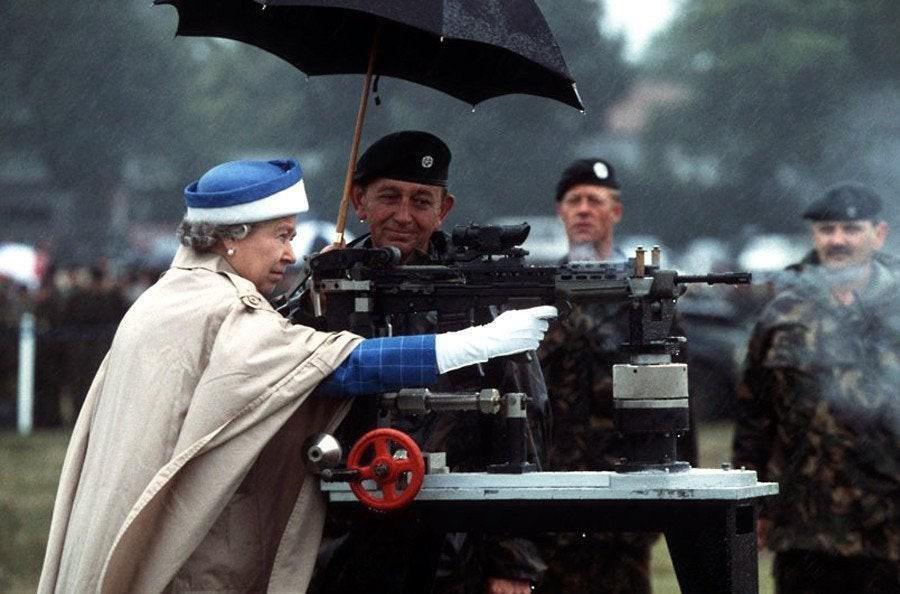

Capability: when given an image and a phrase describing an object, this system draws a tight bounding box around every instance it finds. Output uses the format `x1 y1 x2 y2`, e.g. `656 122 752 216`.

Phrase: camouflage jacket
538 255 695 471
536 287 675 558
732 252 900 560
538 298 632 471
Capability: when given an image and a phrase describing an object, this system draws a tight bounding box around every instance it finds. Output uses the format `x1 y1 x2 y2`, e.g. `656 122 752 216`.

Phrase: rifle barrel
675 272 751 285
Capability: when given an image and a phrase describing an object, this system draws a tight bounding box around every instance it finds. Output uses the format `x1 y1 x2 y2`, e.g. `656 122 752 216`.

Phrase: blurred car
678 288 753 422
675 235 778 422
737 233 808 276
676 232 805 422
676 237 734 274
292 219 353 259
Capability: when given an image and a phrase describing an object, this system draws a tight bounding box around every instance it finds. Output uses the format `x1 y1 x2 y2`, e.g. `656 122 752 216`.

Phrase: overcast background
2 0 898 267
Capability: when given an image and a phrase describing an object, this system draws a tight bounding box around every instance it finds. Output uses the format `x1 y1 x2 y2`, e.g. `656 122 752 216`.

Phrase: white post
17 312 35 436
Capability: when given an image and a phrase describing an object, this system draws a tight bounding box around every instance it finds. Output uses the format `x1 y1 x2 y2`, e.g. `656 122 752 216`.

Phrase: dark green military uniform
311 233 548 594
733 251 900 592
537 295 658 594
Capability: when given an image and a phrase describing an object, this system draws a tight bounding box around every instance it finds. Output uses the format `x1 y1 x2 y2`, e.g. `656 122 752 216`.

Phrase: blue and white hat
183 159 309 224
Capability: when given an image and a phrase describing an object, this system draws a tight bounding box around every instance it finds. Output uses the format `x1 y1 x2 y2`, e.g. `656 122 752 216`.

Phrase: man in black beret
553 158 624 261
732 182 899 593
350 130 455 262
800 182 889 278
538 158 666 594
314 131 547 594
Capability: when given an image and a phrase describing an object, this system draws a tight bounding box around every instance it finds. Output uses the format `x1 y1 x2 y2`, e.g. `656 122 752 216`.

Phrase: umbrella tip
571 83 586 112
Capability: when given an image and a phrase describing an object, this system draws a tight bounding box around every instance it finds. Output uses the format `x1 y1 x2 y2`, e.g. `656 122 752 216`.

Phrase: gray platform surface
322 468 779 502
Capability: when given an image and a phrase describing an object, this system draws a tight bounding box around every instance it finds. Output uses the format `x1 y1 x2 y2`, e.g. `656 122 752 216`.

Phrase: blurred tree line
1 0 898 260
0 0 629 260
637 0 900 242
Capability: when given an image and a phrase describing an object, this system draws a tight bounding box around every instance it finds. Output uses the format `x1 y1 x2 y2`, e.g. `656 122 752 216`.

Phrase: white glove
435 305 558 373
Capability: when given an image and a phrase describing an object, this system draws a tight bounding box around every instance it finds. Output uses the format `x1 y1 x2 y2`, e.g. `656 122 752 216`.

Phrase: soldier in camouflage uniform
732 182 900 593
311 131 546 594
538 301 660 594
537 159 697 594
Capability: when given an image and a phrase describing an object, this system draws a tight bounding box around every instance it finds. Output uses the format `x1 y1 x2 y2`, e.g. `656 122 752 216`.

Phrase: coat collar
171 245 237 275
169 246 259 295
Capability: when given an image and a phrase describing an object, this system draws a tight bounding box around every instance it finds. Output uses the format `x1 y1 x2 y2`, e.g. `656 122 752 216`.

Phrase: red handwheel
346 428 425 511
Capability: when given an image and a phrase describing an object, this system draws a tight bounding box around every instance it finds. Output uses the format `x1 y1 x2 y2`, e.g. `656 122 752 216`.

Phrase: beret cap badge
802 182 882 221
555 158 620 201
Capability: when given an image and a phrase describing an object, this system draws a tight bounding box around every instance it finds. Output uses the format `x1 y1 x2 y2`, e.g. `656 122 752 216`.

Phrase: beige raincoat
38 247 362 593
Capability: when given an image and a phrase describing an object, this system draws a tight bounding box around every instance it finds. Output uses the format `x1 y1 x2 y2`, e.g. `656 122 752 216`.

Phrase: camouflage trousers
536 532 656 594
774 550 900 594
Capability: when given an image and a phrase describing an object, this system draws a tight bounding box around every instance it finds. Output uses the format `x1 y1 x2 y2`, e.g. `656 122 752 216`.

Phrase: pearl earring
226 247 235 256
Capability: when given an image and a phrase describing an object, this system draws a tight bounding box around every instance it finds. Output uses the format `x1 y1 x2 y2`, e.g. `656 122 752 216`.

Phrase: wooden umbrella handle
334 28 381 246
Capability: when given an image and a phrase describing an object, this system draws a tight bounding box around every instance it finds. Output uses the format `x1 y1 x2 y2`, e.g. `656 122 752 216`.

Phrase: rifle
283 223 748 355
280 223 750 471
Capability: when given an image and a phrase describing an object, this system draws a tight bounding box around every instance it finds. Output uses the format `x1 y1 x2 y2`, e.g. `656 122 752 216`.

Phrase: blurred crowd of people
0 261 165 427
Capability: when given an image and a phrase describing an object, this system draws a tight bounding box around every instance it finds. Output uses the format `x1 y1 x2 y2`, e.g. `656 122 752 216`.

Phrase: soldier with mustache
732 182 900 593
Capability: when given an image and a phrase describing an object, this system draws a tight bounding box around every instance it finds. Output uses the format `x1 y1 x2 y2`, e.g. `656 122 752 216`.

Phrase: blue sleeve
317 334 438 398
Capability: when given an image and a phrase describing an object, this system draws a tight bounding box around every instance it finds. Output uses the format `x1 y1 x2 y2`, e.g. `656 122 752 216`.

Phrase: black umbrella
156 0 584 242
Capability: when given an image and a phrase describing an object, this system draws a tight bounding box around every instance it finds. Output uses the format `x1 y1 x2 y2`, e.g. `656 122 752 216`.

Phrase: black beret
353 131 451 188
555 158 619 201
803 182 883 221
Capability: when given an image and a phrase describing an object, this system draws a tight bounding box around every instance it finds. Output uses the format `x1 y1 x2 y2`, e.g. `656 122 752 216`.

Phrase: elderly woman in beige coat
38 159 555 593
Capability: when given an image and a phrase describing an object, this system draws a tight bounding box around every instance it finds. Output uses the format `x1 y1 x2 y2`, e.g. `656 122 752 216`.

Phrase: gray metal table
323 468 778 593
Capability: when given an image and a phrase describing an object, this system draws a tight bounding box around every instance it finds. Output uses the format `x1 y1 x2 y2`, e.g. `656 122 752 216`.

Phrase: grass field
0 429 70 593
0 423 773 593
650 422 775 594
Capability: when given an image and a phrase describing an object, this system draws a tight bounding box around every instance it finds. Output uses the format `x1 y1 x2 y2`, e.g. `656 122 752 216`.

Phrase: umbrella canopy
155 0 583 109
156 0 584 243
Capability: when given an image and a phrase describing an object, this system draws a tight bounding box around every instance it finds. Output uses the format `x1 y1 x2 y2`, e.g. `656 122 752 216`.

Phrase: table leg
664 502 759 594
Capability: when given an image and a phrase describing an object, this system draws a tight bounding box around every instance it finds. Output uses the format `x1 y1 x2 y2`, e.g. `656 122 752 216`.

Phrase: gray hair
177 220 252 253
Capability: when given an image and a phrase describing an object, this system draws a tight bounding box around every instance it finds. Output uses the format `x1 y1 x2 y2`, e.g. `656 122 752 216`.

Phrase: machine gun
289 226 776 593
281 223 749 474
286 223 746 342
